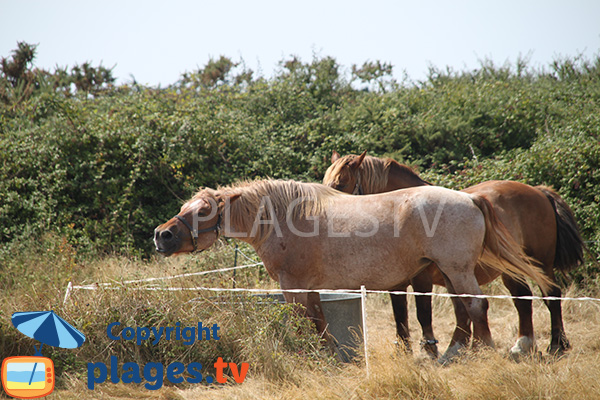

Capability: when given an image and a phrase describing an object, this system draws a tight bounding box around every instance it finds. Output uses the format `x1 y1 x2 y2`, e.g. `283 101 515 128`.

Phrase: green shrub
422 127 600 282
1 46 599 278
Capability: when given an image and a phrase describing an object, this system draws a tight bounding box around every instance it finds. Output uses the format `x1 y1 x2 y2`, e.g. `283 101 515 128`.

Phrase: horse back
380 186 487 262
264 186 486 291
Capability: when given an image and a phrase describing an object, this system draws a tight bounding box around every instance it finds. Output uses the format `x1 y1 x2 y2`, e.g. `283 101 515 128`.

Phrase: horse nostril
161 230 174 241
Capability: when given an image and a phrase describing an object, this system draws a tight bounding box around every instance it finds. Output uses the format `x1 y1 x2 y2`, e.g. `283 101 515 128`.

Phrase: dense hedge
1 51 599 278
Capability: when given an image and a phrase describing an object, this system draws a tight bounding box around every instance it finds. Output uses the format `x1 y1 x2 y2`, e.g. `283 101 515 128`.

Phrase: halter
352 170 364 195
175 213 222 252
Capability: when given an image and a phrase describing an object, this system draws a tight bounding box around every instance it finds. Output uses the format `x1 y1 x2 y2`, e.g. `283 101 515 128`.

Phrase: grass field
179 281 600 400
1 239 599 400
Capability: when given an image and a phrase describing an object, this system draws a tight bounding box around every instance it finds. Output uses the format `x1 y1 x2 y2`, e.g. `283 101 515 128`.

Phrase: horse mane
356 156 393 194
331 154 424 193
194 179 341 245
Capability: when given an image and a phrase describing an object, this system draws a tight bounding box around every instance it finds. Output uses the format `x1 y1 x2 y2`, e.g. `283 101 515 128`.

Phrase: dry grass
2 241 599 400
61 282 600 399
167 283 600 400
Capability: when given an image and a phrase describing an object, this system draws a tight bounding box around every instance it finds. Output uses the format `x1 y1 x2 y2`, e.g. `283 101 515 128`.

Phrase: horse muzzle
154 227 180 256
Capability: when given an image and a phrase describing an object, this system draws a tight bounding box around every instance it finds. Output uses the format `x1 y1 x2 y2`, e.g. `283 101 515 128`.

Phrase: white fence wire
65 282 600 303
64 246 600 303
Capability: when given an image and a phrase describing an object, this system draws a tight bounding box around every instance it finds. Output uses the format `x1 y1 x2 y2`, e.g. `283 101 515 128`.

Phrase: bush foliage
1 43 598 278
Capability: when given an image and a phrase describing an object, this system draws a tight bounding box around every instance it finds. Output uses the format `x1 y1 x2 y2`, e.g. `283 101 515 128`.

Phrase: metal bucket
254 292 363 362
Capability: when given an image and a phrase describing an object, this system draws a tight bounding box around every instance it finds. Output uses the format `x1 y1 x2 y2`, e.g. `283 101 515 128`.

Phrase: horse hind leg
438 277 473 365
390 271 439 359
389 285 411 353
544 281 571 356
410 271 439 359
458 292 492 349
531 250 570 356
501 274 539 359
439 268 495 364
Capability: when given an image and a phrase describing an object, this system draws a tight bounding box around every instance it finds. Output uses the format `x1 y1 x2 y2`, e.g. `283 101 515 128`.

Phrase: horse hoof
547 345 570 358
547 338 571 357
509 349 535 363
420 339 439 360
437 355 452 366
438 343 465 366
509 336 537 359
394 340 412 354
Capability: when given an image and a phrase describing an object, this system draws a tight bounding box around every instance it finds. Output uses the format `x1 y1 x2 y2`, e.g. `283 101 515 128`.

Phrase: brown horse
154 179 551 358
323 151 584 360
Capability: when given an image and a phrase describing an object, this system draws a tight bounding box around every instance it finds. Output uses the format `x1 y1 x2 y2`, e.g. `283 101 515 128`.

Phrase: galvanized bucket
254 293 363 362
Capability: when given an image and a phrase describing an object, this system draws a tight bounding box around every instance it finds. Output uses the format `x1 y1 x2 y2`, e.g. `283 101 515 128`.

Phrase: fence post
361 285 369 378
63 281 73 305
232 243 239 288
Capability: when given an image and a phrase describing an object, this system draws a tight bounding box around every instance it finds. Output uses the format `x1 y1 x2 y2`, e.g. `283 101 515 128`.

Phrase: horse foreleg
389 284 411 352
410 271 439 359
282 291 328 335
282 290 336 352
501 274 538 359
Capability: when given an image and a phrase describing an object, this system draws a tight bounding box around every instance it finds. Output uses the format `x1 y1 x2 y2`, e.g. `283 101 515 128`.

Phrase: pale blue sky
1 0 599 86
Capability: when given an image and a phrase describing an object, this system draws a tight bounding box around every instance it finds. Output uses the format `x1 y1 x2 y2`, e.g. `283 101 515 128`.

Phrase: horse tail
470 194 553 294
535 185 585 271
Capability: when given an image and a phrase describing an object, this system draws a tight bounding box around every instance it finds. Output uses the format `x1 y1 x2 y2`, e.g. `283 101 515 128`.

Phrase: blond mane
358 156 396 193
193 179 341 245
326 154 426 194
326 155 392 193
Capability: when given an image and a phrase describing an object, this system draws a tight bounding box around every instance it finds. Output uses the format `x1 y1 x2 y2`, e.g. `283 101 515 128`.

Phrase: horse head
323 150 367 194
154 189 240 256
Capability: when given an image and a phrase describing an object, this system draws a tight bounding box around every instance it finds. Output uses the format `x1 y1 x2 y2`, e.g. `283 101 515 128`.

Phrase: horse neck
383 163 430 191
221 200 262 247
221 187 295 248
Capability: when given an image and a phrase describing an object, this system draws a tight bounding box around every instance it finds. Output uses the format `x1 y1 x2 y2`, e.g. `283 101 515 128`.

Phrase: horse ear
226 193 242 204
349 150 367 170
218 193 242 207
331 150 340 163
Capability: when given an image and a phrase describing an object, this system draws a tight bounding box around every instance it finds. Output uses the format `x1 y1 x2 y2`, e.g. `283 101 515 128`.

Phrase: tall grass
0 235 331 394
1 235 599 399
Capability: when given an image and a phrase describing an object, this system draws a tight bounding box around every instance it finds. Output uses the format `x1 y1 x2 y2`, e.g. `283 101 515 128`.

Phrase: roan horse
323 151 584 360
155 178 551 358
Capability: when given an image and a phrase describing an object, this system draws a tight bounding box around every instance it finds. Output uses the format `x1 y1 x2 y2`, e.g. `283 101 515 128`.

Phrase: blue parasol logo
1 310 86 399
11 311 86 353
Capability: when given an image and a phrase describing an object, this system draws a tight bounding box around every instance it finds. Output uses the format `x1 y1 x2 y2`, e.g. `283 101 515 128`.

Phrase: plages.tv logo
1 311 86 399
